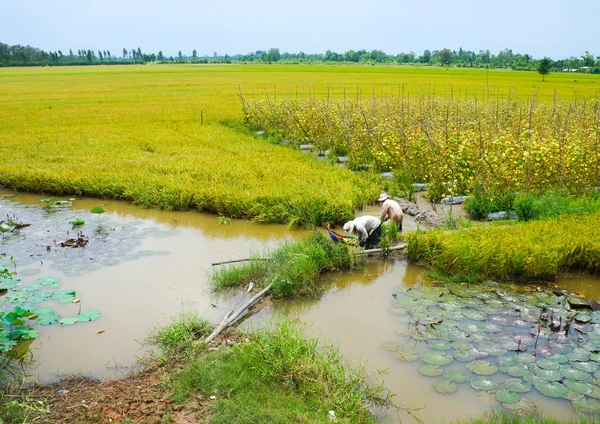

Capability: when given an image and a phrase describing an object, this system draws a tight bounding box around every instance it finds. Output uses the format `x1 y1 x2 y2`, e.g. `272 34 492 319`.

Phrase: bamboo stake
212 258 269 266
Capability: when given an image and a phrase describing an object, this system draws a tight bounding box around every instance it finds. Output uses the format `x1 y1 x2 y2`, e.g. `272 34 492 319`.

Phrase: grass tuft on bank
406 211 600 282
168 320 391 423
211 231 355 298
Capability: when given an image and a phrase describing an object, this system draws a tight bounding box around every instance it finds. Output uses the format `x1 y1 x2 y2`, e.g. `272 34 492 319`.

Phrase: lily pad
572 361 599 373
533 367 563 382
572 398 600 413
568 348 592 362
504 378 532 393
451 341 473 352
37 313 60 325
560 366 592 382
443 371 470 383
381 341 401 351
59 317 78 325
394 349 420 362
563 379 593 395
495 390 520 404
471 375 499 391
421 351 454 366
505 365 531 378
502 399 539 417
536 358 560 370
77 310 101 322
418 364 444 377
433 380 458 394
429 340 453 351
534 381 568 398
466 360 498 376
453 349 479 362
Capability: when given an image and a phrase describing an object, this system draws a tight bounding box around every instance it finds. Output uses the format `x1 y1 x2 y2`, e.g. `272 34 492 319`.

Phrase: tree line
1 43 598 73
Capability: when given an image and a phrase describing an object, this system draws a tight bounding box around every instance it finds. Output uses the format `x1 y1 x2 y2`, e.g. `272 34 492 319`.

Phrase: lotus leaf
418 364 444 377
394 349 419 362
572 398 600 413
59 317 78 325
499 357 520 367
381 341 401 351
517 354 536 364
533 367 562 381
560 366 592 382
447 331 470 342
534 381 568 398
410 331 431 341
536 358 560 370
504 378 532 393
429 340 453 351
443 371 470 383
495 390 520 404
453 349 479 362
573 361 599 373
433 380 458 394
37 313 60 325
77 310 101 322
470 376 499 391
563 379 593 395
595 370 600 380
389 307 407 315
91 206 105 214
70 218 85 226
421 351 453 366
590 353 600 362
466 360 498 376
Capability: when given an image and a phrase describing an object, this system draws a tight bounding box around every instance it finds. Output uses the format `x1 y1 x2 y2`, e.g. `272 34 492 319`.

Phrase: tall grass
211 232 354 298
456 410 600 424
406 211 600 282
169 320 391 423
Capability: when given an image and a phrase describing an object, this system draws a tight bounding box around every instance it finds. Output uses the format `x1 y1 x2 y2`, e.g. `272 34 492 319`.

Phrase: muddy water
0 190 307 382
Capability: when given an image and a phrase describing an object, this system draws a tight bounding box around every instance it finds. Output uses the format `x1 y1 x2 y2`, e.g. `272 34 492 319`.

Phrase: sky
1 0 598 60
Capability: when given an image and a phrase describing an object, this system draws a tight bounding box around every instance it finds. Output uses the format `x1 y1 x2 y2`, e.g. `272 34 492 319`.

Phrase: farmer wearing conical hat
343 215 381 249
377 192 403 232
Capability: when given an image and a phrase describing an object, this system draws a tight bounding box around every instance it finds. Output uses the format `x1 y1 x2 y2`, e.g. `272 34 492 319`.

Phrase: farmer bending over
343 215 382 249
378 192 403 232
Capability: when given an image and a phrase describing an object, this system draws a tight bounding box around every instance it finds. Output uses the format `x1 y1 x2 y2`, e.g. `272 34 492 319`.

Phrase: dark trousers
366 224 382 248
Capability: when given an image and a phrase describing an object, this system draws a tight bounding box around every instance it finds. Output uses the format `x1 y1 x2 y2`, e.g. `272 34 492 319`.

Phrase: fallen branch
357 244 407 254
203 282 273 344
211 258 270 266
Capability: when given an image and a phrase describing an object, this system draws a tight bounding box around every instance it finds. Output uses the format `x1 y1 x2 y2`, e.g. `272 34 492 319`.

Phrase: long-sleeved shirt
352 215 381 243
380 198 404 225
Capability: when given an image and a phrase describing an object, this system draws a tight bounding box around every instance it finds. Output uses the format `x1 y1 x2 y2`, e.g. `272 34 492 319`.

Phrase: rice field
1 64 599 224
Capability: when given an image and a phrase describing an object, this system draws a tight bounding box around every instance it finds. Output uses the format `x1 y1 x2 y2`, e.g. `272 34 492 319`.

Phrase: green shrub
464 192 494 220
514 193 542 221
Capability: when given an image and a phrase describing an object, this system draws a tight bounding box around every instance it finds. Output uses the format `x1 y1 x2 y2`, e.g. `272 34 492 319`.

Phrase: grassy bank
456 410 600 424
406 211 600 282
211 232 354 297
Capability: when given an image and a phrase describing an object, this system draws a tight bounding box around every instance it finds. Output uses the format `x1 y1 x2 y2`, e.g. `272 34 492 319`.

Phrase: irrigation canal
1 189 599 423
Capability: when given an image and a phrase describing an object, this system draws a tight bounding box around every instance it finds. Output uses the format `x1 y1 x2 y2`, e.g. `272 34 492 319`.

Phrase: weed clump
211 232 354 298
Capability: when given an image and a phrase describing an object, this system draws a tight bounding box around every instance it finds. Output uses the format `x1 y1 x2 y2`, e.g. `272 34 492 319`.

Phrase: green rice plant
378 222 401 250
406 211 600 282
169 320 391 423
0 395 49 424
211 232 354 298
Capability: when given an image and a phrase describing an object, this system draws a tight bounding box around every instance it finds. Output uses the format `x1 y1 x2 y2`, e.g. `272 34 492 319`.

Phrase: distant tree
158 51 163 62
439 48 453 66
192 49 197 61
122 48 128 59
178 50 183 61
268 48 280 62
420 49 431 63
98 50 103 61
582 51 595 67
86 50 93 63
538 57 552 81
